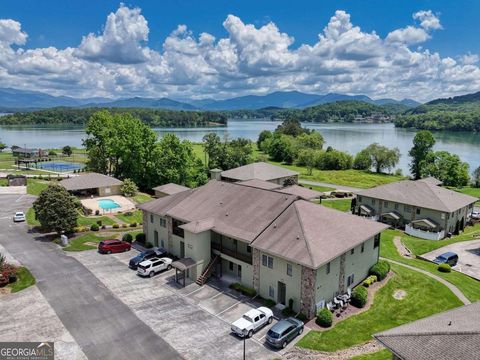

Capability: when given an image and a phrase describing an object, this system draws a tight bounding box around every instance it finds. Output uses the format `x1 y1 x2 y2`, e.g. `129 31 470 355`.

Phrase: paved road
299 180 361 193
0 194 182 360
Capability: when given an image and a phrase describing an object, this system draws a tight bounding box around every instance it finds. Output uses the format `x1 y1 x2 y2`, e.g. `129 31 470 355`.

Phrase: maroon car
98 240 131 254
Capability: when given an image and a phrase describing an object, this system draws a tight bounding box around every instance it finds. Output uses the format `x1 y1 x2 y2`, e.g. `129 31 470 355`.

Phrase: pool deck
81 195 136 215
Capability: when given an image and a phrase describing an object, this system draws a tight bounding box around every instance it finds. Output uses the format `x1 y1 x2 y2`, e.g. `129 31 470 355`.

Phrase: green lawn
63 233 117 251
77 214 117 226
320 198 352 212
0 179 7 186
115 210 143 224
349 350 391 360
26 207 40 227
297 263 462 352
27 179 51 195
302 184 335 192
8 267 36 293
380 229 480 302
132 192 153 204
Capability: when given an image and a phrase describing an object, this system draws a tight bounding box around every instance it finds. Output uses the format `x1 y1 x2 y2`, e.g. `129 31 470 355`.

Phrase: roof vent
225 212 229 217
296 235 300 240
273 223 277 228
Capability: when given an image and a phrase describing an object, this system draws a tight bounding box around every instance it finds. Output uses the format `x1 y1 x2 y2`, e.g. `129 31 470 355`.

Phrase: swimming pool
98 199 121 210
36 161 84 172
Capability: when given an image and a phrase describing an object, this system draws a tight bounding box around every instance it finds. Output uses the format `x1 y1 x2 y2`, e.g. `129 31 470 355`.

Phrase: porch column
338 253 346 293
300 266 316 319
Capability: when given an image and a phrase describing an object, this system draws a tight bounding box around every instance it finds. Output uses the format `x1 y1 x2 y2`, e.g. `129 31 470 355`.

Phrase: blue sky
0 1 479 101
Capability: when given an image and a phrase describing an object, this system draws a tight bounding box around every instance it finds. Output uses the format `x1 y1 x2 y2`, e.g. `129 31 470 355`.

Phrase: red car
98 240 131 254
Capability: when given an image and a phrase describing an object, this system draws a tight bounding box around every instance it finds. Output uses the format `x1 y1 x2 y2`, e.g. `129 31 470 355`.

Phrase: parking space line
184 286 204 297
208 291 225 301
215 300 242 316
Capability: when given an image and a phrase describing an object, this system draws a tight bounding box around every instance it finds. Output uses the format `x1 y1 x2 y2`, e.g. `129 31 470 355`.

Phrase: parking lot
422 239 480 280
68 249 308 359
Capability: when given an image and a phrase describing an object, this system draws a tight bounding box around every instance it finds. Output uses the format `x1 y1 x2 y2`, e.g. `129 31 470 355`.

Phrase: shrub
369 261 390 281
362 275 377 288
122 233 133 243
316 308 333 327
95 210 100 216
121 178 138 197
101 225 106 229
130 222 137 227
90 224 99 231
288 298 294 310
0 275 8 287
262 298 276 308
351 286 368 308
112 223 119 229
122 224 127 228
8 272 17 283
438 263 452 273
282 307 295 316
229 283 257 297
296 313 308 322
135 233 146 244
145 242 154 249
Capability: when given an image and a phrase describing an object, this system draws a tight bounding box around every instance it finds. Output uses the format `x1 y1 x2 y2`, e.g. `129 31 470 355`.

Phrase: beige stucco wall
184 230 211 280
98 184 122 196
143 211 168 248
219 254 254 288
257 251 302 312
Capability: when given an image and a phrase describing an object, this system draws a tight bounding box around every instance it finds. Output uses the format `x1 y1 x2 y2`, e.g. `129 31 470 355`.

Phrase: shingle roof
152 183 190 195
417 177 443 186
374 302 480 360
356 179 477 212
220 162 298 181
276 185 323 200
252 200 388 268
237 179 283 190
60 173 123 191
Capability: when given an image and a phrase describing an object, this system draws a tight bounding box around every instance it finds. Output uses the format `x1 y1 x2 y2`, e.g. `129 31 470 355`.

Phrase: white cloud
0 5 479 102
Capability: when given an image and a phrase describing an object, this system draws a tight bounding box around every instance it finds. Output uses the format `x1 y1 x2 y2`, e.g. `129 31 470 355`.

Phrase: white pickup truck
231 307 274 338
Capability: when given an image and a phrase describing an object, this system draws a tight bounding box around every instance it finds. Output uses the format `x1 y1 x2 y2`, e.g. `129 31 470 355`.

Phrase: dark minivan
129 248 166 269
433 252 458 266
266 317 304 349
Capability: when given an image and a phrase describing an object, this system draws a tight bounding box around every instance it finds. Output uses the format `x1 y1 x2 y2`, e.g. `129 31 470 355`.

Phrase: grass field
380 229 480 302
297 263 462 352
8 267 36 293
63 233 117 251
26 207 40 227
302 184 335 192
0 179 7 186
27 179 51 195
349 350 391 360
115 210 143 224
132 192 153 204
452 186 480 205
77 214 117 226
320 198 352 212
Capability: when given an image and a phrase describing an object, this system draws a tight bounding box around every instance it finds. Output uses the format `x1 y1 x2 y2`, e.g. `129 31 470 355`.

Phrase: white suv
137 257 173 277
231 307 274 338
13 211 26 222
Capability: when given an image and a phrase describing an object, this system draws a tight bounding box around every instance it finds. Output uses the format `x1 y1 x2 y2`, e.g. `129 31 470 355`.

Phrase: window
160 239 165 248
261 254 273 269
361 243 365 253
416 208 421 215
262 254 267 266
347 274 355 286
441 213 445 220
268 256 273 269
154 230 158 245
150 214 154 223
172 219 184 238
384 201 388 207
287 263 292 277
247 245 251 253
372 199 376 205
404 205 412 213
350 248 355 255
160 218 166 228
326 262 331 274
394 203 399 210
229 261 233 271
374 234 380 248
269 286 274 298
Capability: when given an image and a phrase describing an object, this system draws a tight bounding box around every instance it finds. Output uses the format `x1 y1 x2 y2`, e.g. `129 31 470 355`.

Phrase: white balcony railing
405 224 445 240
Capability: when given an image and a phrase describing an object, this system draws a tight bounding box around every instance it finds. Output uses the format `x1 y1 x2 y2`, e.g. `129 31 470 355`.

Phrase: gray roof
252 200 388 268
276 185 323 200
152 183 190 195
220 162 298 181
356 179 477 212
60 172 123 191
417 177 443 186
374 301 480 360
237 179 283 190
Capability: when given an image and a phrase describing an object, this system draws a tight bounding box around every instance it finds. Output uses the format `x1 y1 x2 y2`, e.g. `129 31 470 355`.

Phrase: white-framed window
404 205 412 213
262 254 267 266
326 262 331 274
262 255 274 269
160 218 166 228
269 286 274 298
347 274 355 286
394 203 399 210
150 214 154 223
287 263 292 277
268 256 273 269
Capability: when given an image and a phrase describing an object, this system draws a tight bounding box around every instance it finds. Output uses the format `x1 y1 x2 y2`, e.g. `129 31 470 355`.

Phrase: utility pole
243 336 246 360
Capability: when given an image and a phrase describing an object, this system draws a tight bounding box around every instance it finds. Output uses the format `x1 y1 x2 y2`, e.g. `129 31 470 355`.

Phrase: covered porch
171 257 197 287
405 218 445 240
380 211 402 228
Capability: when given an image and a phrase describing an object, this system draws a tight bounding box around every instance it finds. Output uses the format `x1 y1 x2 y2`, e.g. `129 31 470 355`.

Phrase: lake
1 119 479 174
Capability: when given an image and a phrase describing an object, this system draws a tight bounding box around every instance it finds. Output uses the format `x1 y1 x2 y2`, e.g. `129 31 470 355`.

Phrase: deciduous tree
422 151 470 187
409 130 436 180
363 143 400 173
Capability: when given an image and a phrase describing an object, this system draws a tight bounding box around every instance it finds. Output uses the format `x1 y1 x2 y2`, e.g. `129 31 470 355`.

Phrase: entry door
277 281 286 305
180 241 185 258
237 264 242 280
154 231 159 247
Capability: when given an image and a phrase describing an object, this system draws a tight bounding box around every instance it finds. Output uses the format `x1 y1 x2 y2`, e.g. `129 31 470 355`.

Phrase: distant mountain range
0 87 420 112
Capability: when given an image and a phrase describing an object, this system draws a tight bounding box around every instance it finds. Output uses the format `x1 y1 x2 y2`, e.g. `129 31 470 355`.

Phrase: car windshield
139 251 152 257
242 315 254 322
267 329 280 339
138 264 149 270
437 255 447 261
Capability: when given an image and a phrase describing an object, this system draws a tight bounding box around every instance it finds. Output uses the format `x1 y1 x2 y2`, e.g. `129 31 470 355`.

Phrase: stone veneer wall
339 253 346 293
252 248 260 293
300 266 316 318
167 216 173 251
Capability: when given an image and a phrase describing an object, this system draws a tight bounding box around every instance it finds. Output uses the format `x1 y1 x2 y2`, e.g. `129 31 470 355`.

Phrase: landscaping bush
8 272 17 283
90 224 99 231
135 233 146 244
95 210 100 216
122 224 127 228
96 220 102 226
282 307 295 316
369 261 391 281
0 275 8 288
296 313 308 322
316 308 333 328
112 224 120 229
438 263 452 273
351 286 368 308
262 298 276 308
229 283 257 297
362 275 377 288
101 225 106 229
145 242 154 249
130 222 137 227
122 233 133 243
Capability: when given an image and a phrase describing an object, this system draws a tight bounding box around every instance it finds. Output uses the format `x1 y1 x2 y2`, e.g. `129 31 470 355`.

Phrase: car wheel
248 330 253 338
298 327 303 335
107 250 112 254
167 264 172 270
268 316 273 324
149 271 155 278
282 341 287 349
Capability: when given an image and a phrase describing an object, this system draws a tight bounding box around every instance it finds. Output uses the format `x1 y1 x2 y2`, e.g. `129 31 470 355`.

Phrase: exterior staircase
196 255 220 286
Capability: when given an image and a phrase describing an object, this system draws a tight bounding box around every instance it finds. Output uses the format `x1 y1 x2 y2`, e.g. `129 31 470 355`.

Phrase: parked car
128 248 166 270
231 307 274 338
137 257 173 277
433 252 458 267
266 317 304 349
471 210 480 220
13 211 26 222
98 240 131 254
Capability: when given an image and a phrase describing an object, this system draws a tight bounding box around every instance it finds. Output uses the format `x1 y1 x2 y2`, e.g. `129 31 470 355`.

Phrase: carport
172 258 196 287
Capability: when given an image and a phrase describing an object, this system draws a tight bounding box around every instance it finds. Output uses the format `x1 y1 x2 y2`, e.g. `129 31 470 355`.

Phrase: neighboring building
60 172 123 196
275 184 323 200
374 301 480 360
354 179 477 240
237 179 283 190
153 183 189 198
12 147 44 158
214 162 299 185
6 174 27 186
139 180 387 318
